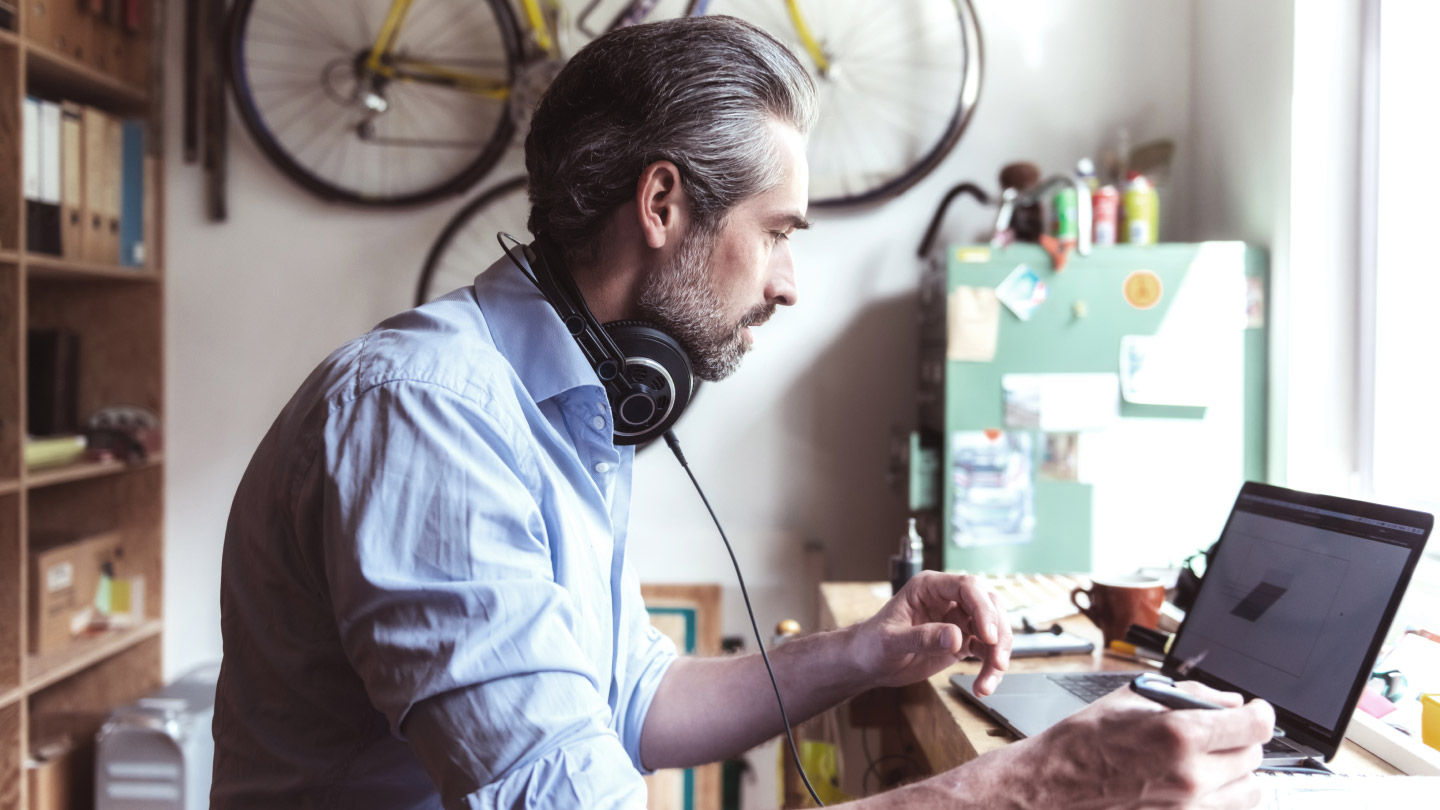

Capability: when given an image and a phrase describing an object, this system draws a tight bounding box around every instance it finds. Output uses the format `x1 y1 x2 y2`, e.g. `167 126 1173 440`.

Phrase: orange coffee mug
1070 575 1166 647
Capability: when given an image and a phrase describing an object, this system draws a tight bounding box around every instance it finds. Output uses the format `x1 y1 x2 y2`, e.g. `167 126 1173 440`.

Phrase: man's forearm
639 625 870 770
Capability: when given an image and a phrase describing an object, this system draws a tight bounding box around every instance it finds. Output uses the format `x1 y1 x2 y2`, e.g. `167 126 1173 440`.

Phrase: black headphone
499 232 695 446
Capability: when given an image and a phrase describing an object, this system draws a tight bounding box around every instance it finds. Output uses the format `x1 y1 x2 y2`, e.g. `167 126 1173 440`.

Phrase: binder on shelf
60 102 86 260
81 106 112 263
26 99 64 256
103 112 123 263
27 328 81 438
119 119 144 266
22 96 40 202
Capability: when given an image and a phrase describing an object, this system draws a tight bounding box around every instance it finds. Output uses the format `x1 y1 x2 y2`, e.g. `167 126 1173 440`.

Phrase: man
212 16 1274 810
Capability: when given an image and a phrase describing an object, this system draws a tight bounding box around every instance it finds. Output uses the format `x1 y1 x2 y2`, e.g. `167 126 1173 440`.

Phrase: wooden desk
819 582 1400 777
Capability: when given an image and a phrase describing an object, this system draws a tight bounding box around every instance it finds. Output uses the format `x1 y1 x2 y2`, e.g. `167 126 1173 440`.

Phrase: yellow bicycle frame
784 0 830 75
363 0 534 100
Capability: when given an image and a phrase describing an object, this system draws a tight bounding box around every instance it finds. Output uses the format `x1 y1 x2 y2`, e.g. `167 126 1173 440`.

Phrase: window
1362 0 1440 533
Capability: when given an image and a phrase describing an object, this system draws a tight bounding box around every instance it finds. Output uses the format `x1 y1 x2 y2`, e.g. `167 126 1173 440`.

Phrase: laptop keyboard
1050 672 1136 703
1049 673 1300 755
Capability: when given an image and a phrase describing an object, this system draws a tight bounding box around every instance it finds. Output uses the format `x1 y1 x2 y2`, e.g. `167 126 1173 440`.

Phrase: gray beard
636 229 776 382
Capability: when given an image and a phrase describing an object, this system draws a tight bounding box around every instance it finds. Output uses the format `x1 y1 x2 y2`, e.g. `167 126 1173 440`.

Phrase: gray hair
524 15 818 266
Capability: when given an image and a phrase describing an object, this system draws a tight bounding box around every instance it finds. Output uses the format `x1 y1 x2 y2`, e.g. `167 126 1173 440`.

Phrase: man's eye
772 231 790 244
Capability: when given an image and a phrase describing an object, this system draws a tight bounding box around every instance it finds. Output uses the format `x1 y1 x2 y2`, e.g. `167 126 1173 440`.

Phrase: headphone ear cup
603 321 693 445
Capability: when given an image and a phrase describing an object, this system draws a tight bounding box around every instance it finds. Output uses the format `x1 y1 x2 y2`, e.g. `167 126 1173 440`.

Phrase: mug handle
1070 586 1094 621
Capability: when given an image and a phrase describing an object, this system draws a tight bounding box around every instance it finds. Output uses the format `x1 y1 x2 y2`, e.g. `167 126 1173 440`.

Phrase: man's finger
989 591 1013 669
912 572 1004 645
1174 679 1245 708
972 646 1005 696
904 622 962 655
1179 701 1275 754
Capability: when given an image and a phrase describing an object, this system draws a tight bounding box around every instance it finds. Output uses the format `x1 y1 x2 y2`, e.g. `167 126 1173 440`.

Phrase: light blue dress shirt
212 257 677 809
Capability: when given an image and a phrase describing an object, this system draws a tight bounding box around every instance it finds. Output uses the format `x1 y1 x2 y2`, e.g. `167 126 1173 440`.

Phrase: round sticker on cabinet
1123 270 1163 310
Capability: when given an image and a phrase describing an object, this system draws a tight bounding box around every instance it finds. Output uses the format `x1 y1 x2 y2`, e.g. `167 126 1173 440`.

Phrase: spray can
1121 171 1159 245
1053 185 1079 244
890 518 924 594
1092 185 1120 246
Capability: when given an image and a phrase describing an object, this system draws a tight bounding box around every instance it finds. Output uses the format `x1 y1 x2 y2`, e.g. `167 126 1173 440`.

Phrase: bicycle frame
357 0 825 101
360 0 555 100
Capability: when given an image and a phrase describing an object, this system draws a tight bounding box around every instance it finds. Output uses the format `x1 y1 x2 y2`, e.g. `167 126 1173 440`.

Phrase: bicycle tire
228 0 524 208
415 175 530 306
693 0 983 208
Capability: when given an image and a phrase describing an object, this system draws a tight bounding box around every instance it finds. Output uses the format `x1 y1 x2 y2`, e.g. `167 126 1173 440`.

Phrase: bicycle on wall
230 0 982 215
408 0 984 304
227 0 690 207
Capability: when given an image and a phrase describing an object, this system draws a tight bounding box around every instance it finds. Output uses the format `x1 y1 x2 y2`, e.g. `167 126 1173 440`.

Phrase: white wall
164 0 1199 678
1189 0 1365 495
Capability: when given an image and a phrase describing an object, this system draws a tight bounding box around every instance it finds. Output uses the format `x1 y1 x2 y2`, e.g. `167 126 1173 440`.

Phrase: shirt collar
474 254 606 406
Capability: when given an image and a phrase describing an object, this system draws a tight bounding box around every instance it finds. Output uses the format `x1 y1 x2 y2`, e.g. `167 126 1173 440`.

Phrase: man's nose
767 252 798 307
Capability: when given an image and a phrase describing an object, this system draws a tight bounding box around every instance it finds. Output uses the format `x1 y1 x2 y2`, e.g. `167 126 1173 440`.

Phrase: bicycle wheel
695 0 982 208
415 175 530 305
229 0 523 207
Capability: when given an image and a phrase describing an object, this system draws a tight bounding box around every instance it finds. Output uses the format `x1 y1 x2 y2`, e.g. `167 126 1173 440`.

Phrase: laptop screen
1166 482 1432 755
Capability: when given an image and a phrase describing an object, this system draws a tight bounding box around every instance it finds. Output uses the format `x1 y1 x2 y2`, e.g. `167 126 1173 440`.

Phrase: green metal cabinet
914 243 1267 575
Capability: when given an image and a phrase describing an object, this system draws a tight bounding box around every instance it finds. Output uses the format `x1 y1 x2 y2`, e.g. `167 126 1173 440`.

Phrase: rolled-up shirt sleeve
318 380 649 809
614 561 679 772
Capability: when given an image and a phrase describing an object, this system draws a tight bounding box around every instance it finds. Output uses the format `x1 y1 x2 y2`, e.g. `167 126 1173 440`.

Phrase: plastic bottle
1076 158 1100 194
890 518 924 594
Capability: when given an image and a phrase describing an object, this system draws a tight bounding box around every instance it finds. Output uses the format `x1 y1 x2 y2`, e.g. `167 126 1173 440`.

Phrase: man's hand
848 571 1013 693
1002 680 1275 809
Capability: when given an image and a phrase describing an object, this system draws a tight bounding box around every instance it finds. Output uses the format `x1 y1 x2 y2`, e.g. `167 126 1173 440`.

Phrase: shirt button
594 461 611 474
591 416 606 431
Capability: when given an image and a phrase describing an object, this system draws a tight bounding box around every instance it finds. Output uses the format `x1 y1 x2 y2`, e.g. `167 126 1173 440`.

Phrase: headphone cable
662 430 826 808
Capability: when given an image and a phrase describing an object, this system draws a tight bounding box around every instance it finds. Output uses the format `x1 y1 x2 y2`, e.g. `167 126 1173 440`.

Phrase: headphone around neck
499 233 695 446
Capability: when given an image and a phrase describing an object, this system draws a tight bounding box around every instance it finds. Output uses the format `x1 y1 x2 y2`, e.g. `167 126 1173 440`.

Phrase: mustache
740 302 777 329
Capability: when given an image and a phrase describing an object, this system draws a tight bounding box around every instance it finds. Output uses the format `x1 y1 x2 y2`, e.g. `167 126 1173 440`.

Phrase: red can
1092 185 1120 246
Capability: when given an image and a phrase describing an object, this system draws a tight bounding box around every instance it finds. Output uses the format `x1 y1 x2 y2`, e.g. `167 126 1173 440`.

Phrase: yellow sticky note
954 246 992 263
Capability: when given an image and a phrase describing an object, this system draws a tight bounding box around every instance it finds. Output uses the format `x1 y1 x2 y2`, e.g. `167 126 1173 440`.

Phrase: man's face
638 122 809 382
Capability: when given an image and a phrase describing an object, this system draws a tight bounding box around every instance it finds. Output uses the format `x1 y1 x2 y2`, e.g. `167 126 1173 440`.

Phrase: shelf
25 454 163 490
24 619 162 695
24 39 148 112
25 254 159 282
0 249 18 264
0 27 15 48
0 479 17 495
0 686 18 711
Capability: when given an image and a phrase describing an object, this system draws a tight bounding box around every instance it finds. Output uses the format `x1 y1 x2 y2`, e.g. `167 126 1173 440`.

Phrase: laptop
951 481 1433 765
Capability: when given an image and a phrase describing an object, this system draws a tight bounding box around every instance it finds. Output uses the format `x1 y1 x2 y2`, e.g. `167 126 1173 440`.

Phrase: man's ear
635 160 691 250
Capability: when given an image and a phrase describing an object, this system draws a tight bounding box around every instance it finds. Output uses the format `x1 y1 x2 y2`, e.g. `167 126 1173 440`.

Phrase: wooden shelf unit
1 5 166 808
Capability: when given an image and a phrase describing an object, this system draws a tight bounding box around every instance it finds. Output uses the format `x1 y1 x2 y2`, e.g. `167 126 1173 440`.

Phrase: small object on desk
890 518 924 594
1356 685 1399 719
1423 693 1440 752
1106 639 1163 665
1124 623 1173 655
1008 631 1094 658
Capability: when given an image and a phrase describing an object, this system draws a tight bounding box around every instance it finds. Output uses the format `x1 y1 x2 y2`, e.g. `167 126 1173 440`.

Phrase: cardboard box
28 531 121 654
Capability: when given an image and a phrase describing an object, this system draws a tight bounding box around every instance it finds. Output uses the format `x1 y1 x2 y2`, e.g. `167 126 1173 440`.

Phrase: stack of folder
23 97 149 267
